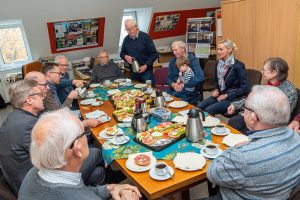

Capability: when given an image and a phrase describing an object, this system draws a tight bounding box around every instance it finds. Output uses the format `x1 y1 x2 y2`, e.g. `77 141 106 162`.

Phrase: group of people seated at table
1 17 300 199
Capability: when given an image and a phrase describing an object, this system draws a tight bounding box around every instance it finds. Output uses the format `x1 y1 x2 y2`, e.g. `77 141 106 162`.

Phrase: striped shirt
180 68 195 92
207 127 300 200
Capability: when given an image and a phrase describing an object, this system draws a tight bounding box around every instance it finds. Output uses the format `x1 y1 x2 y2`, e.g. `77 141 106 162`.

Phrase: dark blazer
214 58 249 101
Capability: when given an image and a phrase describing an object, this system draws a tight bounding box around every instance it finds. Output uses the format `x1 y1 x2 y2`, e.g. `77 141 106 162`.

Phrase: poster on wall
153 14 180 32
47 17 105 53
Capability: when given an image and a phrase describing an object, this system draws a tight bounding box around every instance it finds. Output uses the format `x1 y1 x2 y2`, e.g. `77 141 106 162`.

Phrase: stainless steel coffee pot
78 81 90 99
186 107 205 143
131 109 147 133
132 58 140 73
155 90 166 108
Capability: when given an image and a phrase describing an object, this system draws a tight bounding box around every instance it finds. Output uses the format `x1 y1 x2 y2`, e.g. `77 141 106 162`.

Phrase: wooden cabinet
221 0 300 86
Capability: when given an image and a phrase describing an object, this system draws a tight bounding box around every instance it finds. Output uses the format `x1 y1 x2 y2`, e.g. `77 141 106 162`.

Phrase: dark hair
176 56 190 68
264 57 289 81
41 62 59 75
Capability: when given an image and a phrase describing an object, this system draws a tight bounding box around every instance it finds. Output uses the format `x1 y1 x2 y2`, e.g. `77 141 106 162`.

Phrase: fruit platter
133 122 186 151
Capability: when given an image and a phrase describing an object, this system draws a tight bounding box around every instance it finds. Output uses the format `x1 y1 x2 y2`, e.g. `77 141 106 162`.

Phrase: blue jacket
167 53 204 88
214 59 248 100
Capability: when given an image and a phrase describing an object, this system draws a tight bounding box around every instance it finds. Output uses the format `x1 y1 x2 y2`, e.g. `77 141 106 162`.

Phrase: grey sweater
18 168 110 200
91 61 125 83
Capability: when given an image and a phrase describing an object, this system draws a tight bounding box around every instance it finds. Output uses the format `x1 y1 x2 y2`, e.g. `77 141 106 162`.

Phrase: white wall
0 0 220 61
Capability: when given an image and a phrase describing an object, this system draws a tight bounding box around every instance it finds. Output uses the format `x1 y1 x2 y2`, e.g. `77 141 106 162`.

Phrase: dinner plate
134 83 146 89
91 101 104 107
98 116 111 123
80 99 96 105
211 127 230 136
85 110 106 119
99 128 124 139
125 152 157 172
111 136 130 145
201 147 223 159
173 152 206 171
168 101 188 108
201 116 221 127
86 93 97 98
90 83 101 88
114 78 126 83
149 166 174 180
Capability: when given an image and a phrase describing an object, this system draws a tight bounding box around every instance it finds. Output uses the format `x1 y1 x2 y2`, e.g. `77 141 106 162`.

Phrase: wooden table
79 95 239 200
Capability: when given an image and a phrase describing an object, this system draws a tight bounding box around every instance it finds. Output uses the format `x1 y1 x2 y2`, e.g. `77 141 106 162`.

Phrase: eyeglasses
244 105 260 121
28 92 47 98
126 26 136 31
38 82 48 87
50 71 62 76
58 64 69 67
69 132 87 149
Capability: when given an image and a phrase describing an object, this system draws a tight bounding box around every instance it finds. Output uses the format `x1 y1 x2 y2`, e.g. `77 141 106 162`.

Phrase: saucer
80 99 96 105
99 128 124 139
165 97 174 102
201 147 223 159
91 101 104 107
211 127 230 136
111 136 130 145
149 166 174 181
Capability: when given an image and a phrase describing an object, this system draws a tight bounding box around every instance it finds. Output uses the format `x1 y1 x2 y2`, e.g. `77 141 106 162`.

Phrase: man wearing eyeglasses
91 50 125 83
206 85 300 200
0 79 46 196
120 18 158 83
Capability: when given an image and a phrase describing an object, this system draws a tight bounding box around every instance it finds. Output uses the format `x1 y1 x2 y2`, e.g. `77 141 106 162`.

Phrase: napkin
173 152 206 170
222 133 250 147
172 116 188 124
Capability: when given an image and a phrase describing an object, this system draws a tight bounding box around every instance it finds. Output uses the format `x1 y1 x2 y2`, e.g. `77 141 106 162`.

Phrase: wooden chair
288 182 300 200
22 60 43 78
202 60 217 91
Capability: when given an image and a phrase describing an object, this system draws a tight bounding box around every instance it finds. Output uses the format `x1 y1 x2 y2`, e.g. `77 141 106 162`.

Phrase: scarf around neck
217 55 235 91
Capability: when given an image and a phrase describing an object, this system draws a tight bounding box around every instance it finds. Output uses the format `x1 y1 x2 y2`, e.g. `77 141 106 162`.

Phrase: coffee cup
115 133 125 143
155 162 168 176
215 124 226 134
205 144 219 155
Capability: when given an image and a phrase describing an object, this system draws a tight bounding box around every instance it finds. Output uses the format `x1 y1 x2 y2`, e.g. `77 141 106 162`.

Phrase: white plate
126 152 157 172
85 110 106 119
114 78 126 83
134 83 146 88
201 147 223 159
171 116 188 125
202 116 221 127
149 166 174 181
222 133 250 147
90 83 101 88
211 127 230 136
107 89 121 95
91 101 104 107
173 152 206 171
99 128 124 139
111 136 130 145
86 93 97 98
98 116 111 123
165 97 174 102
80 99 96 105
168 101 188 108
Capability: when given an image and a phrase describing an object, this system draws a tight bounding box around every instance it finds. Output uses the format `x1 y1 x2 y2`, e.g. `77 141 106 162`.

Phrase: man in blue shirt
120 19 158 83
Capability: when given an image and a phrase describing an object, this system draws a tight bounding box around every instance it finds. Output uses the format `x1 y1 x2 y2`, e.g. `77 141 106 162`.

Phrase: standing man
167 41 204 104
120 18 158 83
91 49 125 83
206 85 300 200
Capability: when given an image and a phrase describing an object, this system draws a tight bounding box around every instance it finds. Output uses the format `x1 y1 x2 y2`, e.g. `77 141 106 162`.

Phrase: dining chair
153 67 170 91
288 182 300 200
246 68 262 91
291 88 300 120
202 60 217 92
22 60 43 78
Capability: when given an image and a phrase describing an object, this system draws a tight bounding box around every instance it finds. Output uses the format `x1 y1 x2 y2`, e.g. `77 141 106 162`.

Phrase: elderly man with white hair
205 85 300 200
120 18 158 83
19 109 141 200
167 41 204 104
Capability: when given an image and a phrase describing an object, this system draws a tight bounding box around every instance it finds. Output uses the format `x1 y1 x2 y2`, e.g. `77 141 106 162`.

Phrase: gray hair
246 85 290 126
171 41 187 52
124 18 137 27
30 108 83 170
218 39 238 55
54 55 68 64
9 79 38 108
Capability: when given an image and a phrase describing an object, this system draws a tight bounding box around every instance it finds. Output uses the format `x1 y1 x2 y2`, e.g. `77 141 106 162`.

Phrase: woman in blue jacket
197 39 249 115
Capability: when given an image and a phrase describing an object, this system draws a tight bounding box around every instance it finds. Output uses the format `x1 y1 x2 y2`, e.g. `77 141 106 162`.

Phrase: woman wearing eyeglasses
227 57 298 134
197 39 249 115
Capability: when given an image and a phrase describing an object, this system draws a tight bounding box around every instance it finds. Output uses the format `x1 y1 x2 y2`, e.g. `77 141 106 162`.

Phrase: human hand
179 71 183 77
138 64 147 73
120 190 140 200
108 184 141 200
68 90 78 100
288 120 300 134
124 55 133 64
72 79 85 88
82 119 101 128
217 94 227 101
227 104 235 115
172 82 183 92
212 89 219 97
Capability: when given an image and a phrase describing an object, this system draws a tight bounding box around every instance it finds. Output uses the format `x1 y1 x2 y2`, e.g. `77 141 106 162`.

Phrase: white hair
54 55 68 64
124 18 137 27
30 108 82 170
171 41 187 52
246 85 290 126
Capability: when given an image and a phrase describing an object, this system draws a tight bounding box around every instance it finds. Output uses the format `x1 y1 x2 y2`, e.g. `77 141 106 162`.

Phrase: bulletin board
47 17 105 53
149 8 218 40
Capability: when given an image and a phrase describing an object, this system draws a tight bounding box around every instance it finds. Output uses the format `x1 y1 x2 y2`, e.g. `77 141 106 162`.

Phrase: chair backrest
22 61 43 78
203 60 217 78
246 69 262 90
288 182 300 200
291 88 300 120
154 67 170 91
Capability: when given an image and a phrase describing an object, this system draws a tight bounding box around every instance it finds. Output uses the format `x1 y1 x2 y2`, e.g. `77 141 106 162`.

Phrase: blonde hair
218 39 237 55
176 56 190 68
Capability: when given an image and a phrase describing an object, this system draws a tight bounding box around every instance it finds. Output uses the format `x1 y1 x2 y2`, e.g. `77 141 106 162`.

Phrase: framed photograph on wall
47 17 105 53
153 14 180 32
